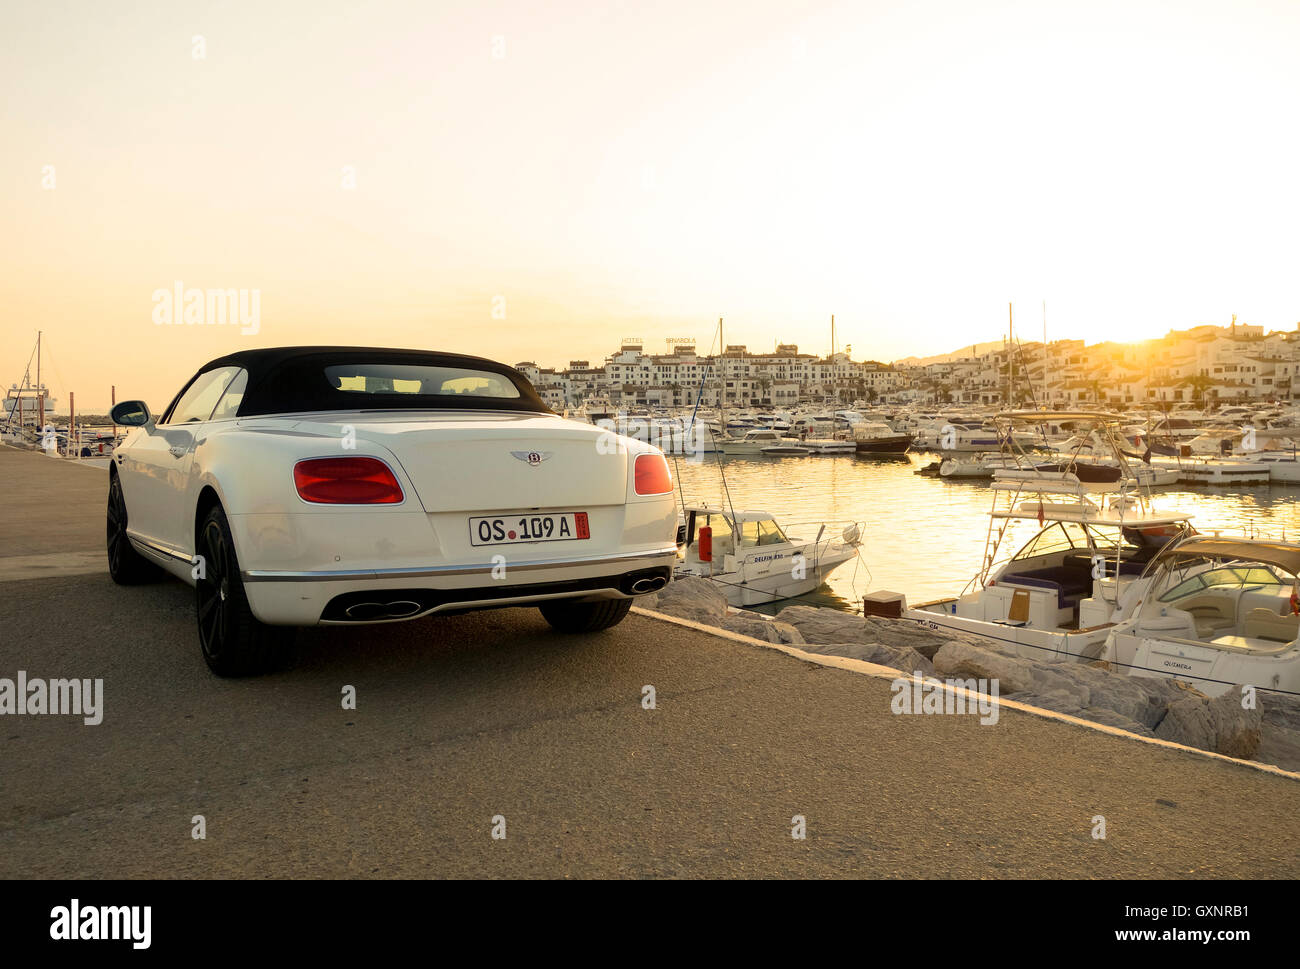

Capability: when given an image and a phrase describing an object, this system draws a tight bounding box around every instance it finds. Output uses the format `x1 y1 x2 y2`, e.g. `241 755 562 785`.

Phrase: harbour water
671 452 1300 614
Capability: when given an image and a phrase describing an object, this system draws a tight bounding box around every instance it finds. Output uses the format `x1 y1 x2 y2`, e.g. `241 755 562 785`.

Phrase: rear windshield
234 352 550 416
325 364 521 399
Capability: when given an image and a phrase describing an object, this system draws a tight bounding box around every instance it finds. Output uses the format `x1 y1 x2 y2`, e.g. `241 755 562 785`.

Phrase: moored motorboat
1254 450 1300 484
1149 456 1271 486
938 453 1034 479
902 490 1192 664
798 438 857 455
675 503 862 607
852 421 913 454
1102 536 1300 697
722 429 790 455
894 411 1196 664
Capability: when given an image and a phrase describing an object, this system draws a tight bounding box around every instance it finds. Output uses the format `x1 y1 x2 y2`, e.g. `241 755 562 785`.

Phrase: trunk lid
291 411 629 512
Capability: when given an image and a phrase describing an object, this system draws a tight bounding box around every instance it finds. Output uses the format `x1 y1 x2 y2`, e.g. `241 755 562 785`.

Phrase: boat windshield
694 513 736 557
738 519 788 547
1157 565 1288 602
1011 521 1160 562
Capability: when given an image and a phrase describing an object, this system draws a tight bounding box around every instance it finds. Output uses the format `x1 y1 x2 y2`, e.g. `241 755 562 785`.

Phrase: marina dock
1 446 1296 878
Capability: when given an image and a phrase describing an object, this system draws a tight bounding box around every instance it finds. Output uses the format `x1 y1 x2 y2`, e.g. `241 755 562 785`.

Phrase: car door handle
168 446 187 458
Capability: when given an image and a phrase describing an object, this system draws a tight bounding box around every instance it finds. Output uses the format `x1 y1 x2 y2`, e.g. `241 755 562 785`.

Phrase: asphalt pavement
1 446 1296 878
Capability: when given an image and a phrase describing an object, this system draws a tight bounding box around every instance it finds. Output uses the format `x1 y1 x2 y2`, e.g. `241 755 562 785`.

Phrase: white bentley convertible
107 347 678 675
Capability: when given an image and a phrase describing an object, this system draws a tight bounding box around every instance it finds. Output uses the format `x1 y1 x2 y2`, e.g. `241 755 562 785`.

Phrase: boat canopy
1165 538 1300 575
682 503 778 523
992 499 1191 526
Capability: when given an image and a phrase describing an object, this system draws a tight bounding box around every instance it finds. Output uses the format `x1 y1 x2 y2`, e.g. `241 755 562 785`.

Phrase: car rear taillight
633 453 673 496
293 457 404 504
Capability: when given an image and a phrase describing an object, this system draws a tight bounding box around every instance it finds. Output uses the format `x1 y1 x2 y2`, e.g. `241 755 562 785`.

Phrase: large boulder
719 616 806 645
637 576 728 625
930 640 1042 695
1259 690 1300 733
1154 690 1264 759
859 616 978 660
795 641 935 677
774 606 983 657
775 605 876 645
637 578 807 645
1051 663 1195 730
1255 726 1300 774
932 639 1201 732
1243 690 1300 772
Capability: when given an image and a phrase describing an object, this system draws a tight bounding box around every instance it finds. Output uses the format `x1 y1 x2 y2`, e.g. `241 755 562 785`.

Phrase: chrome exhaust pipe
343 600 424 621
630 576 668 594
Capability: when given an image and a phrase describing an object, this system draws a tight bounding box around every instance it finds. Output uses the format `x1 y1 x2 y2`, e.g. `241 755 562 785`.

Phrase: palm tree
1087 378 1107 407
1186 374 1214 406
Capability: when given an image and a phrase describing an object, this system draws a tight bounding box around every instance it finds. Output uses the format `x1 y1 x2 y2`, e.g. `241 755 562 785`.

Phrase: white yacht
675 503 862 607
1149 456 1271 486
721 428 789 455
899 412 1195 663
1129 463 1180 488
938 453 1039 480
905 491 1192 663
1254 450 1300 484
1102 537 1300 697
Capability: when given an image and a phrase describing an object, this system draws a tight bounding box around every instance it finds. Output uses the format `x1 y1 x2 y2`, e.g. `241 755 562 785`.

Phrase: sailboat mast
36 330 45 434
1007 303 1013 407
718 317 724 428
1042 301 1048 405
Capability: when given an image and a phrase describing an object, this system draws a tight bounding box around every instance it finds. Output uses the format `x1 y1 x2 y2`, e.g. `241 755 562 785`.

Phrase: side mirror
111 400 153 428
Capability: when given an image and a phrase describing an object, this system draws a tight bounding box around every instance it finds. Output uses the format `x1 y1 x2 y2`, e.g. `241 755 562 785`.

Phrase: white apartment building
514 320 1300 411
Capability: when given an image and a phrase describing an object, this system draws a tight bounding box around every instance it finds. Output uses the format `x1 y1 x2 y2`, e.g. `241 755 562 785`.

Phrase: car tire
107 472 160 584
195 504 292 676
538 597 633 633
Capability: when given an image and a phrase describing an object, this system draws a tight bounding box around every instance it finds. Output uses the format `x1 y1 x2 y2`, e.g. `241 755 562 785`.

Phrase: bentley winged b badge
511 450 553 467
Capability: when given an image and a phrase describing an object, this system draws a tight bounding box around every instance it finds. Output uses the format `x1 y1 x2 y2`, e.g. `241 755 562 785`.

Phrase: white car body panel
113 408 677 624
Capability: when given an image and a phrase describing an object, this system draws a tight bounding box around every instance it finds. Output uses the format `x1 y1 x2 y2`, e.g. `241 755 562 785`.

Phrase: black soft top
171 346 552 418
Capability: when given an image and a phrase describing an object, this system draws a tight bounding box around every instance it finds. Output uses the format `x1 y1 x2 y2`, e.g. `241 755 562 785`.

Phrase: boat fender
699 526 712 563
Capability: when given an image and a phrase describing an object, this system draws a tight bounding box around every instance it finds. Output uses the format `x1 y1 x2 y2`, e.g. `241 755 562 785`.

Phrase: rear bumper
240 546 678 625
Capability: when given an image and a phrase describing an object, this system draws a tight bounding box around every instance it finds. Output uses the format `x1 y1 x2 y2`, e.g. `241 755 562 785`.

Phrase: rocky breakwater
637 577 1300 772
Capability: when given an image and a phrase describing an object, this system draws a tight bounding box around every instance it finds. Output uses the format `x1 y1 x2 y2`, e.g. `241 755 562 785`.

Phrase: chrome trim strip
241 545 680 583
128 532 192 563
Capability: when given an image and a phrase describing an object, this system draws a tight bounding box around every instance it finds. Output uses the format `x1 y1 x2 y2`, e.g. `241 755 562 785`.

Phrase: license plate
469 512 590 547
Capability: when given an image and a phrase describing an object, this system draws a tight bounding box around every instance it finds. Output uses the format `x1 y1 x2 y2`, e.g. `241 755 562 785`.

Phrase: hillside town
514 318 1300 412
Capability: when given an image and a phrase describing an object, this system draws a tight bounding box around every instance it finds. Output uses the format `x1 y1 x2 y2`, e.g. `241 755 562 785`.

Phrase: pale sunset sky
3 0 1299 411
